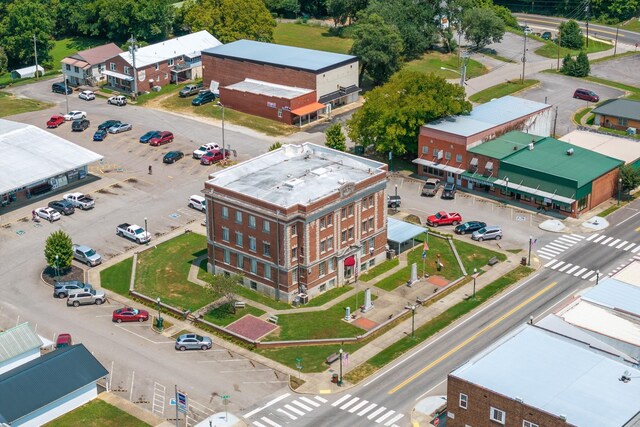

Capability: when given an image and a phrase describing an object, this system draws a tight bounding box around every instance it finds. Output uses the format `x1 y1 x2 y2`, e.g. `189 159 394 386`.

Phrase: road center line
387 281 558 394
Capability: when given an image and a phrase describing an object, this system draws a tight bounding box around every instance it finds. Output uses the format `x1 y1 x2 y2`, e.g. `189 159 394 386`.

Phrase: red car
200 149 230 165
112 307 150 323
149 131 174 146
426 211 462 227
47 115 65 128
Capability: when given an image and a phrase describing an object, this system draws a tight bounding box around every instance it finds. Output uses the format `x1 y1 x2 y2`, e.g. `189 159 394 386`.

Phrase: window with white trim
263 242 271 257
223 249 230 264
109 62 116 71
263 220 270 232
523 421 539 427
422 146 429 154
320 217 326 228
249 215 256 229
222 206 228 219
250 259 257 274
490 407 506 424
327 236 333 250
264 264 271 279
124 66 130 75
235 232 243 247
168 58 174 66
459 393 468 409
249 237 256 251
221 227 229 242
328 258 335 272
237 254 243 268
235 211 242 224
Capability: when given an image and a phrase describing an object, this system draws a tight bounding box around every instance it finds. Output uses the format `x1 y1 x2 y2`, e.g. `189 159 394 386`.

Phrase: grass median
43 399 149 427
469 79 538 104
534 38 611 58
0 91 53 117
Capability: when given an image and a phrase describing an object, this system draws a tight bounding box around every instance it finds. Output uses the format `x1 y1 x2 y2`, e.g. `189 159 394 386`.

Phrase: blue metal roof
582 277 640 317
202 40 358 73
387 218 427 244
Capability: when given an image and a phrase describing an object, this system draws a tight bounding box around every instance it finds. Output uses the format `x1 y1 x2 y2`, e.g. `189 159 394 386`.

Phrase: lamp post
55 254 60 281
440 65 466 87
472 268 478 300
216 101 225 150
528 236 533 266
144 217 148 246
338 348 343 386
505 177 509 197
411 305 416 338
618 178 622 206
156 296 162 331
596 269 600 285
394 184 398 213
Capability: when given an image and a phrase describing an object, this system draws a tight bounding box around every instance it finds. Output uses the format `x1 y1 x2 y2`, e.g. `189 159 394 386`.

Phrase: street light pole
596 270 600 285
411 305 416 338
217 101 225 149
472 268 477 300
144 217 148 246
618 178 622 206
528 236 533 266
338 348 343 386
156 296 162 331
55 254 59 281
394 185 398 213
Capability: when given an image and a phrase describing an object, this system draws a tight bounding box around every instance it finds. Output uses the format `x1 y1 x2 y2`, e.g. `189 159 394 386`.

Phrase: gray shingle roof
0 323 42 364
592 99 640 122
0 344 108 424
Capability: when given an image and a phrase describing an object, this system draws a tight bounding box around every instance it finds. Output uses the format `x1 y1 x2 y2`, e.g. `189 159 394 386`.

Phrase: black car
139 130 161 143
93 128 108 141
455 221 487 235
48 200 75 215
71 118 90 132
441 182 456 199
51 82 72 95
192 91 216 106
163 150 184 164
387 195 401 208
98 120 122 131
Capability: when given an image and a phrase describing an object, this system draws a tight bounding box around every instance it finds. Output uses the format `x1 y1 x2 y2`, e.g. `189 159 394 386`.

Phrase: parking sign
177 389 188 414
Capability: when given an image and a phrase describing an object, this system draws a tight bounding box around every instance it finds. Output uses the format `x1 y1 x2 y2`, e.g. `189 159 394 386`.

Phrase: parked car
200 149 229 165
188 195 206 212
79 90 95 101
63 110 87 121
541 31 552 40
51 82 72 95
421 178 441 197
93 128 108 141
107 95 127 106
455 221 487 235
66 289 106 307
72 244 102 266
139 131 161 144
193 143 221 159
109 123 132 134
192 91 216 106
63 193 94 210
48 200 75 216
149 131 174 146
179 83 204 97
573 88 599 102
112 307 149 323
71 118 90 132
163 150 184 164
46 115 65 128
98 120 121 130
426 211 462 227
55 333 73 349
53 280 92 298
175 334 212 351
441 182 456 199
35 207 61 222
116 223 151 244
387 195 401 208
472 225 503 241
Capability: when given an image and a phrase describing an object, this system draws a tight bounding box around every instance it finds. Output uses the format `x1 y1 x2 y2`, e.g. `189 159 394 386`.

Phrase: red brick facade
219 87 317 125
105 55 174 93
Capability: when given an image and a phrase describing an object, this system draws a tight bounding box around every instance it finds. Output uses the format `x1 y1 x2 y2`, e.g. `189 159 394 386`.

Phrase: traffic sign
177 390 188 414
169 398 176 406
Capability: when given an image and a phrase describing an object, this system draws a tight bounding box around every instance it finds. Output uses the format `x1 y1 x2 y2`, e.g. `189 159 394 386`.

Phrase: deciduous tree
462 7 505 50
0 47 7 74
205 273 242 313
620 164 640 192
44 230 74 271
325 122 347 151
264 0 300 18
558 19 583 50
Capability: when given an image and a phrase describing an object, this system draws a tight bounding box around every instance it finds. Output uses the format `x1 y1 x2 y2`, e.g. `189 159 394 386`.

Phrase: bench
325 353 340 364
234 301 246 309
267 314 279 324
488 256 499 266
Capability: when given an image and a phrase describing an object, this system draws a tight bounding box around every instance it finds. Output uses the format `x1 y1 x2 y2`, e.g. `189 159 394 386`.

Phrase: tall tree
325 122 347 151
462 7 505 50
205 273 242 313
183 0 276 43
299 0 327 17
327 0 369 25
347 70 471 155
349 13 403 85
0 47 7 74
620 164 640 192
44 230 74 271
264 0 300 18
558 19 583 50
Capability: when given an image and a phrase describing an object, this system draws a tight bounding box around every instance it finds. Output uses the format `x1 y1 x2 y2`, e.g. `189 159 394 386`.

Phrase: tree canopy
325 122 347 151
263 0 300 18
44 230 74 271
347 70 471 155
462 7 505 50
558 19 583 50
620 164 640 193
0 0 55 68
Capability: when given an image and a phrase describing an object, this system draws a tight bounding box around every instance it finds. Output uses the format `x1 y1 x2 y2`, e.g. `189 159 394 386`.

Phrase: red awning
344 256 355 266
290 102 326 117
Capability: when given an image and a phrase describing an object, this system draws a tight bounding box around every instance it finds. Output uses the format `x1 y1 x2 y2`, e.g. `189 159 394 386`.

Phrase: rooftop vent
284 178 304 189
566 148 574 156
513 146 518 151
311 167 329 176
528 143 534 151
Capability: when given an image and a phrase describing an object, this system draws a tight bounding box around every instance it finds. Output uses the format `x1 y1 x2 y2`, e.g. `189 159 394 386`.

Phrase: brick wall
219 88 316 124
590 168 620 209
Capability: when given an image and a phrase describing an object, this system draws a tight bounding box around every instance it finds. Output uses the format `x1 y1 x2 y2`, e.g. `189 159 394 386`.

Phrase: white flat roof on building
612 260 640 287
225 78 313 99
206 143 386 208
0 119 103 195
451 325 640 427
560 130 640 164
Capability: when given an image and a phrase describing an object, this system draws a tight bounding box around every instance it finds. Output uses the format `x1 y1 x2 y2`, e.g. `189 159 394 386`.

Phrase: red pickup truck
47 115 65 128
426 211 462 227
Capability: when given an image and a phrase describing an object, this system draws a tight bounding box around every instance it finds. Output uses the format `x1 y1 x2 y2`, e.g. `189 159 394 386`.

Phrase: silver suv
421 178 441 197
175 334 212 351
66 289 106 307
72 244 102 266
54 281 92 298
472 226 503 241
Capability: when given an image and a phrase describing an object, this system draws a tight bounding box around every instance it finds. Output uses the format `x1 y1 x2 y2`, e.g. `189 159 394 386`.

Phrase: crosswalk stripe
624 243 636 251
349 400 369 413
559 263 573 272
300 397 320 407
589 275 598 282
544 259 558 267
332 395 352 407
284 404 305 416
551 261 565 270
547 242 569 250
260 417 281 427
570 234 585 240
277 408 297 420
293 400 313 411
252 421 268 427
376 410 395 423
616 240 629 249
314 396 328 404
582 270 595 279
539 247 561 255
538 253 553 260
385 414 405 426
634 246 640 254
358 403 378 416
594 235 607 243
566 265 581 274
609 238 621 247
601 237 614 245
574 267 587 277
586 233 599 241
368 407 386 420
557 238 576 245
340 397 359 410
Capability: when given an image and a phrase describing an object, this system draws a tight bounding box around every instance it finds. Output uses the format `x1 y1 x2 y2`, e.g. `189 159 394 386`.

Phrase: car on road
107 95 127 106
163 150 184 164
79 90 95 101
188 195 206 212
93 128 108 141
109 122 133 134
46 115 65 128
98 120 121 131
541 31 552 40
72 244 102 266
139 131 161 143
193 143 221 159
441 182 456 199
421 178 441 197
387 195 401 208
55 333 73 349
71 118 90 132
573 88 599 102
48 200 75 216
64 110 87 121
35 207 61 222
472 225 503 241
51 82 72 95
66 289 106 307
426 211 462 227
175 334 212 351
112 307 149 323
149 131 174 146
455 221 487 235
200 149 229 165
53 280 92 298
521 25 532 35
192 91 216 106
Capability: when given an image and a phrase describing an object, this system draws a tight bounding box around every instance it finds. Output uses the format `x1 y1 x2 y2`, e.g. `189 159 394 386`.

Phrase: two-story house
61 43 123 86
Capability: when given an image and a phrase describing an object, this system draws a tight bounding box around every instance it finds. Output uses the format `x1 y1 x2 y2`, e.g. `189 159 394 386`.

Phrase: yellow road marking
635 226 640 232
388 281 558 394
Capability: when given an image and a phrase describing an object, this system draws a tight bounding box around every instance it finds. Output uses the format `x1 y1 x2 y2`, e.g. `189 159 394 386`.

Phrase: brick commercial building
203 143 387 303
592 98 640 132
201 40 360 126
414 96 552 185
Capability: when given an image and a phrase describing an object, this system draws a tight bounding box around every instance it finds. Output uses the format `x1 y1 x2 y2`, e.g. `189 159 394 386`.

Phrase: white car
35 207 61 222
193 143 221 159
107 95 127 106
109 123 133 133
78 90 95 101
64 110 87 121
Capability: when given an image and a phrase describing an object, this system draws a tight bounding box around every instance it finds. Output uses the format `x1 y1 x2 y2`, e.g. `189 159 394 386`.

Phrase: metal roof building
0 323 42 376
592 98 640 123
560 129 640 168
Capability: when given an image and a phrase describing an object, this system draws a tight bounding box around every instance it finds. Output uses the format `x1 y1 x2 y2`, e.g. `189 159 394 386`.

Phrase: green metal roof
468 132 546 159
592 99 640 122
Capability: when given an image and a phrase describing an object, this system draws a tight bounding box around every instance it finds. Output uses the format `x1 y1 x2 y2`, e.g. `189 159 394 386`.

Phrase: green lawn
469 79 538 104
621 19 640 33
574 107 593 125
302 285 352 308
203 302 266 326
256 341 363 373
534 38 612 59
358 258 399 282
454 238 506 272
403 52 487 79
0 91 53 117
100 257 133 295
135 80 199 105
274 23 353 54
44 400 149 427
51 37 109 72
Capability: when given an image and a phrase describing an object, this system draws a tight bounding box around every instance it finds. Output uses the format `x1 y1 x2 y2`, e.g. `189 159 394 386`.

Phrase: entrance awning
493 179 575 204
291 102 326 117
102 70 134 81
344 256 355 267
412 158 465 175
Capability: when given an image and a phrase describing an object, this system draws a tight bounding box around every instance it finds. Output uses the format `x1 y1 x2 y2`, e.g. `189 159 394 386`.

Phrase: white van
189 195 206 212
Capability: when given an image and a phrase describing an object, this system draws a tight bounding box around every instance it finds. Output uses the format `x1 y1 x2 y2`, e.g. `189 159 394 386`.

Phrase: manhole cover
516 215 526 221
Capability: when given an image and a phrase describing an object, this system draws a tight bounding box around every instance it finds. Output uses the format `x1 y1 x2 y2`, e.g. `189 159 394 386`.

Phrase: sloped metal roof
582 277 640 318
0 323 42 364
387 217 427 244
592 99 640 122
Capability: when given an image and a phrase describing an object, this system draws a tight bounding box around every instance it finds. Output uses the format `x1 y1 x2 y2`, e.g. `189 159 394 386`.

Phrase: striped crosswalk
586 233 640 253
543 259 600 281
536 234 585 260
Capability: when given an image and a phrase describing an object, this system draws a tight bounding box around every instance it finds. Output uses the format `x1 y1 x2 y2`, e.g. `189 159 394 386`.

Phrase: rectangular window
264 264 271 279
222 227 229 242
235 211 242 224
319 284 326 292
362 220 368 233
369 237 375 250
369 195 374 208
523 421 539 427
327 236 333 250
292 269 298 283
619 117 628 126
110 62 116 71
168 58 174 66
291 247 298 261
222 206 228 219
341 207 347 220
459 393 468 409
65 64 71 71
263 242 271 257
74 66 80 73
327 214 333 226
223 249 230 264
348 227 354 240
124 66 130 75
237 254 243 268
155 63 159 70
250 281 257 290
249 237 256 251
249 215 256 229
490 407 506 424
445 151 452 160
456 154 463 163
235 232 243 247
291 224 297 236
320 217 326 228
320 240 326 253
422 146 429 155
319 262 326 276
341 230 347 242
348 205 353 216
328 258 335 272
250 259 257 274
263 220 270 232
368 218 374 230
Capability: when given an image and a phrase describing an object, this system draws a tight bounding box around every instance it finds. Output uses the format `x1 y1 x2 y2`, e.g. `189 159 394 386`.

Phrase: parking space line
113 324 171 344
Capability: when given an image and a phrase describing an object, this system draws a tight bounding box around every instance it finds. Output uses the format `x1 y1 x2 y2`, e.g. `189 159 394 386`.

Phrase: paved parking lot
591 53 640 87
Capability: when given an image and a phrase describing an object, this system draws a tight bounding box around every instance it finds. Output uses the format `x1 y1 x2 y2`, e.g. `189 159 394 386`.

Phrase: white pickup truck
63 192 95 210
116 223 151 244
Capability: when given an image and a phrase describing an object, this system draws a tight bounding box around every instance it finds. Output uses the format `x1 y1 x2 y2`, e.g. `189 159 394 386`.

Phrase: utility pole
585 0 590 48
33 35 39 81
521 27 527 84
128 36 138 98
557 31 561 70
460 52 469 87
553 106 558 136
614 26 619 57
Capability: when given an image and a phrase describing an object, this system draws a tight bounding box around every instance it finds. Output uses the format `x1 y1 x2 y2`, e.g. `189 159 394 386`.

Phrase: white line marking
252 421 268 427
284 404 305 416
368 407 386 420
340 397 359 410
538 249 559 258
544 259 558 267
589 275 598 282
574 267 587 277
615 209 640 227
244 393 290 418
260 417 281 427
300 397 320 407
570 234 585 240
276 409 296 420
565 265 580 274
548 242 569 250
616 240 629 249
609 238 621 247
624 243 636 251
292 400 313 411
332 394 352 407
540 246 561 254
558 263 573 272
314 396 328 403
358 403 378 416
349 400 369 413
558 237 577 244
582 270 595 279
538 254 553 260
385 414 405 426
593 235 606 243
586 234 599 241
551 261 565 270
376 410 395 423
601 237 614 245
634 246 640 253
